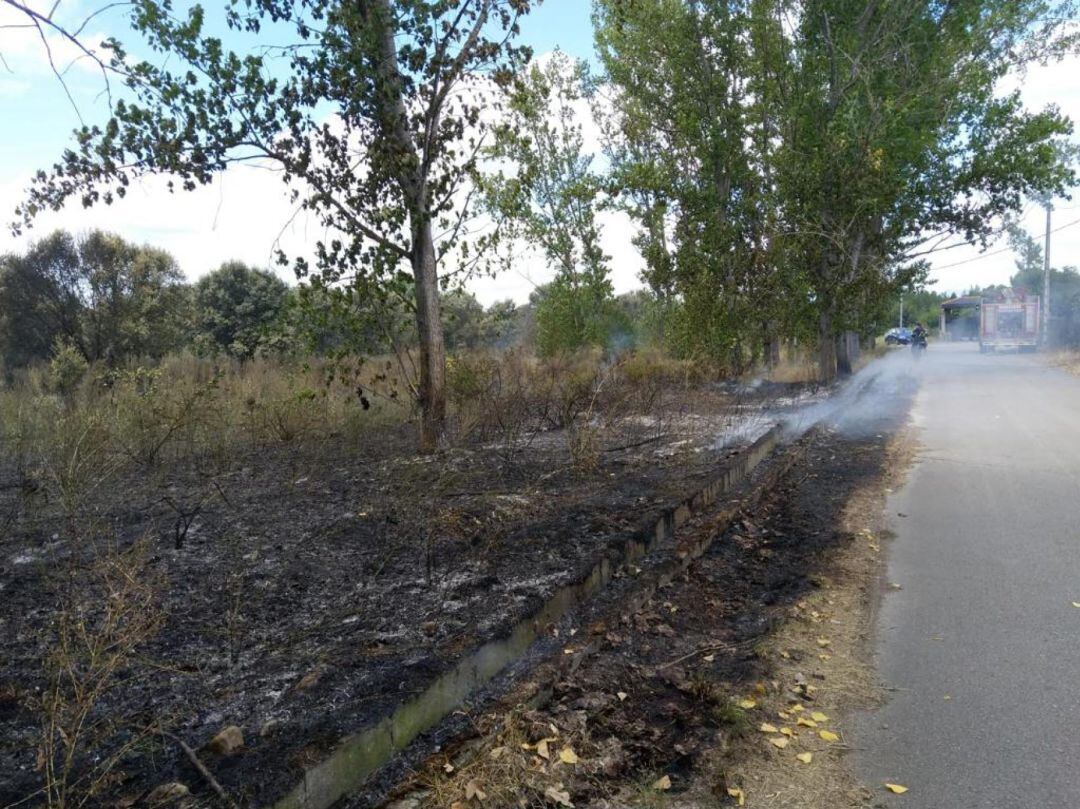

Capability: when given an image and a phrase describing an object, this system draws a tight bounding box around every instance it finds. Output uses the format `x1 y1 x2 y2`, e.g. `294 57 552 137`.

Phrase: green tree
0 230 189 370
594 0 786 368
78 231 190 362
194 262 288 358
15 0 534 450
0 231 85 371
776 0 1075 377
483 50 617 355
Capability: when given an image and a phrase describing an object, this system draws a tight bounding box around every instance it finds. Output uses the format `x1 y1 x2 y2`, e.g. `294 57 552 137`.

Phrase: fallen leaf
777 711 791 720
737 698 757 709
652 775 672 791
779 650 791 659
796 752 813 764
817 638 831 648
617 691 628 702
544 786 574 807
819 653 833 661
489 746 507 760
465 780 487 802
780 727 795 737
727 787 746 806
443 762 455 773
810 712 829 723
769 736 789 749
558 747 579 765
1072 602 1080 609
797 717 818 728
759 723 779 733
536 739 551 760
703 654 716 662
885 783 909 794
789 704 805 713
819 730 840 743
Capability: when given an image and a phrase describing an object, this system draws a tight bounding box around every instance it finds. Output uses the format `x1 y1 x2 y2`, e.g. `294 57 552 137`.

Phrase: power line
933 215 1080 270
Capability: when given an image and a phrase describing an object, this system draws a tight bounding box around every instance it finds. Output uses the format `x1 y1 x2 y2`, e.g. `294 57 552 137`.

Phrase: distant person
912 322 927 344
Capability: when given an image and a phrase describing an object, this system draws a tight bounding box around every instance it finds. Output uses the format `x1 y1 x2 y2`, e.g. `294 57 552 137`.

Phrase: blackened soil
393 378 914 809
0 387 773 807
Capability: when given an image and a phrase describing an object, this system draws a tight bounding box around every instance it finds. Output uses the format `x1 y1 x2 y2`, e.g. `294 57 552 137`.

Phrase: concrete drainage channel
272 424 803 809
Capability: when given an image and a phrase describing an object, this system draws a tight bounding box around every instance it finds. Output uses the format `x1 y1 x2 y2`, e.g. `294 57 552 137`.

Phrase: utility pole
1043 202 1052 346
899 294 904 328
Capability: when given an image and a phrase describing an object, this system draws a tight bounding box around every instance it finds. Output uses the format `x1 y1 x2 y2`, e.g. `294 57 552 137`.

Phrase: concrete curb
271 425 789 809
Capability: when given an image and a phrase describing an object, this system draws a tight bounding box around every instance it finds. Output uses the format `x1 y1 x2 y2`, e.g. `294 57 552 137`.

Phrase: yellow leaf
789 704 804 713
796 752 813 764
536 739 551 760
777 711 791 720
810 712 829 723
558 747 579 765
779 650 791 659
652 775 672 791
819 730 840 743
780 727 795 737
727 787 746 806
797 717 818 728
737 698 757 709
885 783 909 794
769 736 789 749
819 653 833 661
817 638 831 648
759 723 778 733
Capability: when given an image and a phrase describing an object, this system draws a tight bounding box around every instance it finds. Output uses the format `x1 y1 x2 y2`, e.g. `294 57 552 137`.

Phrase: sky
0 0 1078 306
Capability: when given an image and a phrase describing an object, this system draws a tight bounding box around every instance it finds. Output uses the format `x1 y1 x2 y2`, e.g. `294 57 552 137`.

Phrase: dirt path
378 375 917 809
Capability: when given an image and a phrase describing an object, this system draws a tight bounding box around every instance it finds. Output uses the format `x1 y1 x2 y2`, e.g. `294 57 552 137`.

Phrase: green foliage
595 0 1078 376
193 262 289 359
534 274 618 357
483 51 619 357
0 230 190 371
47 339 89 397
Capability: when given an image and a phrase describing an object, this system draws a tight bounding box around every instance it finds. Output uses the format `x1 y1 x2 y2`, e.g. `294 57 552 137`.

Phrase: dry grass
1045 349 1080 377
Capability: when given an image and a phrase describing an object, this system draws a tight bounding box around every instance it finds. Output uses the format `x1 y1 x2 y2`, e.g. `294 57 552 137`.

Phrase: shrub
47 340 88 397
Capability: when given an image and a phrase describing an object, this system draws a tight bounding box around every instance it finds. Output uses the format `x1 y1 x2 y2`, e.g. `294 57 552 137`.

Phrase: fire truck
979 294 1040 353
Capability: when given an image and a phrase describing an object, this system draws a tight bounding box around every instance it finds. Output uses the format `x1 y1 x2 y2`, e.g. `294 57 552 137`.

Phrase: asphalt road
853 342 1080 807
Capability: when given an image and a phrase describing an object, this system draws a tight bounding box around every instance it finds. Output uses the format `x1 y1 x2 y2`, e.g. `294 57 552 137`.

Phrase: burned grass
0 353 805 808
385 377 915 809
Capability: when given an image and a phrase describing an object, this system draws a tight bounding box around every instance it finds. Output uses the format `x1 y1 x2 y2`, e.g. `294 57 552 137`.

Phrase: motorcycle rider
912 322 928 345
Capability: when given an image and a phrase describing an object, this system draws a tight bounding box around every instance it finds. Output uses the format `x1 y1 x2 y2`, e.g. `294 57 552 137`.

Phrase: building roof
941 295 982 310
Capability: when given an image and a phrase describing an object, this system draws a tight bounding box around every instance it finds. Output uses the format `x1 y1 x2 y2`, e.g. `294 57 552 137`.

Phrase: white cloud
0 164 318 283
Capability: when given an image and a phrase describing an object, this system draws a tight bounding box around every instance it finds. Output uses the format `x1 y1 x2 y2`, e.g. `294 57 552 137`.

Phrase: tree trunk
411 220 447 451
836 331 853 376
818 306 837 382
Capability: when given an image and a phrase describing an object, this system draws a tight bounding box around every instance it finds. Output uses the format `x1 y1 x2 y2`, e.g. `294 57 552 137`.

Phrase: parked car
885 327 912 345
